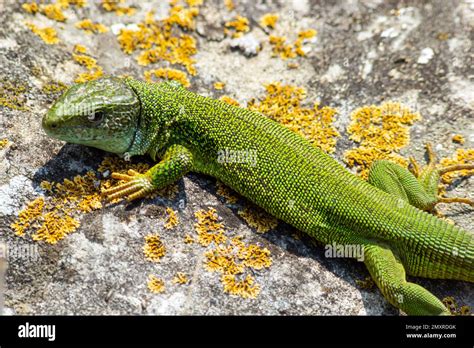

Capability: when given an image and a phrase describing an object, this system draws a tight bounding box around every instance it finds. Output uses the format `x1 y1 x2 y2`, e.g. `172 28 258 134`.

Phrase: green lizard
42 77 474 315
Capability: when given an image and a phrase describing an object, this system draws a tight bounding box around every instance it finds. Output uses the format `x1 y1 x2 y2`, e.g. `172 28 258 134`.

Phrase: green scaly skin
42 77 474 315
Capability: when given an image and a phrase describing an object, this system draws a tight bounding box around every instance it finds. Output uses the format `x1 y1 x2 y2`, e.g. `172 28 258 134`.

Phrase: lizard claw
102 169 155 202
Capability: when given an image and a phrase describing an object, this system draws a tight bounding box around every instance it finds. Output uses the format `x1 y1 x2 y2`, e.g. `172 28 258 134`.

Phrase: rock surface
0 0 473 315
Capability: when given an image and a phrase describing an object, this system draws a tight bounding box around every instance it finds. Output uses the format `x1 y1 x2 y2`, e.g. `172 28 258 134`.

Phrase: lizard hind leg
367 160 437 211
362 243 450 316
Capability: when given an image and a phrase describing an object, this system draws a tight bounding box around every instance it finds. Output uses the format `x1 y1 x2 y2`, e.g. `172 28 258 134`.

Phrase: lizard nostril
50 123 57 129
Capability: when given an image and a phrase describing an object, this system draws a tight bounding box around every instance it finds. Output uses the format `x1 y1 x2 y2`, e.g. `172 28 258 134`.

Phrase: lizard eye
88 110 105 124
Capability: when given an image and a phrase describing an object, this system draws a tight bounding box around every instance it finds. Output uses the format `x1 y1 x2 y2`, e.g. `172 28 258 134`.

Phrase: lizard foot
102 169 155 201
409 143 474 210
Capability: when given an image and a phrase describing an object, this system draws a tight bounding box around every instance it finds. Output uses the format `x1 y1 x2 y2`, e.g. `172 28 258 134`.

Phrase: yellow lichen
73 44 88 54
116 3 201 75
269 29 316 59
213 81 225 90
101 0 136 16
452 134 465 144
0 139 9 149
11 156 159 245
237 243 272 270
221 274 260 299
219 95 240 106
164 207 179 229
147 275 165 293
22 2 40 14
42 81 67 95
216 181 238 204
41 3 67 22
203 233 272 299
248 82 340 153
173 272 189 284
75 19 108 34
224 0 234 11
259 13 278 29
344 102 421 179
184 234 195 244
144 68 191 88
143 234 166 262
0 80 27 111
25 23 59 45
72 51 104 83
58 0 88 8
439 149 474 186
194 208 227 246
225 15 250 38
237 206 278 234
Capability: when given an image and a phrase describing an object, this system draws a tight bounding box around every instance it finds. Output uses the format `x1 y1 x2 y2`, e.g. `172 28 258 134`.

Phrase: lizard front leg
367 143 474 212
103 144 193 201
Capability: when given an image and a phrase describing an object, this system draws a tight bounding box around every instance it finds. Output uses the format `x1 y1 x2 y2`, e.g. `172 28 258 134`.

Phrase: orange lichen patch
269 29 317 59
25 23 59 45
237 206 277 234
143 234 166 262
59 0 88 8
248 82 340 153
344 102 421 178
216 181 238 204
0 80 27 111
184 234 195 244
203 233 272 299
0 139 9 149
74 68 104 83
238 243 272 269
439 149 474 186
294 29 317 57
224 15 250 38
221 274 260 299
41 3 68 22
219 95 240 106
269 35 295 59
144 68 191 88
173 272 188 284
73 44 87 54
194 208 227 246
72 50 104 83
116 2 201 75
205 245 245 275
72 53 97 69
259 13 278 29
101 0 136 16
32 211 80 244
75 19 108 34
11 156 162 244
167 2 200 30
147 275 165 293
452 134 465 145
22 2 40 14
164 207 179 229
11 198 45 237
41 81 67 95
224 0 235 11
213 82 225 90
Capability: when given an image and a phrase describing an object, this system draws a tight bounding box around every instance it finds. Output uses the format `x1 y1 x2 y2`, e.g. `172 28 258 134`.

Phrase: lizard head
42 77 140 154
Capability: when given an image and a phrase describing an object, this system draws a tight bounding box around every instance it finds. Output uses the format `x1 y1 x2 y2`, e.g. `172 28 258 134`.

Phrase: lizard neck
123 79 183 160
